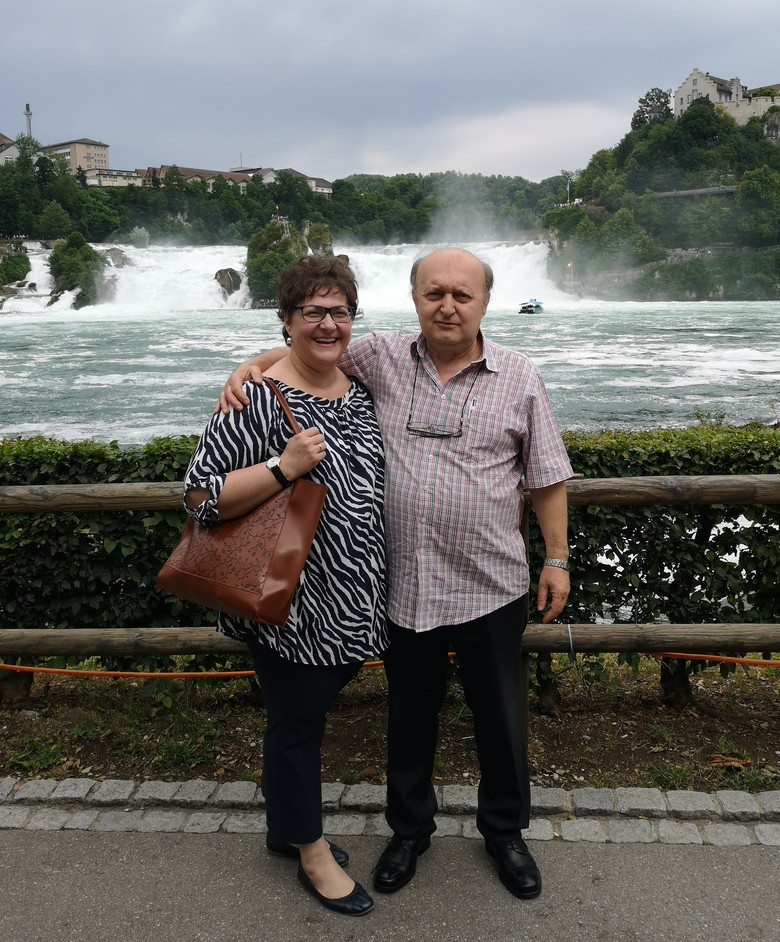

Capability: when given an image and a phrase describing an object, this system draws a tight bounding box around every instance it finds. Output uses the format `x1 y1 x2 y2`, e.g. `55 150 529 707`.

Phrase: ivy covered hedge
1 427 778 640
532 425 780 627
0 435 212 635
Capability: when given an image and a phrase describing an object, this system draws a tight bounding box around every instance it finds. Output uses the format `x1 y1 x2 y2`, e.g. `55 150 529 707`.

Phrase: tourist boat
519 299 543 314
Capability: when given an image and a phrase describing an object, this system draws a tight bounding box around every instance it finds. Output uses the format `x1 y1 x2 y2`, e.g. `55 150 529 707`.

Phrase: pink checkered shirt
341 331 573 631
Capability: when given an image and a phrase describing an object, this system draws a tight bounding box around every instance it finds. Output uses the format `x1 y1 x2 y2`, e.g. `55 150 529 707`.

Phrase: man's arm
528 481 570 624
215 348 288 414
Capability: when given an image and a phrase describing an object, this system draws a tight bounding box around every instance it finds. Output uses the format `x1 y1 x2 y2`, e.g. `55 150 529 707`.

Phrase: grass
1 653 778 792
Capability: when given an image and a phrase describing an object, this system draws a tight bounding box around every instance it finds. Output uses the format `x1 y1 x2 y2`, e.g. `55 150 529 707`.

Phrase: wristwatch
266 456 291 488
544 558 570 571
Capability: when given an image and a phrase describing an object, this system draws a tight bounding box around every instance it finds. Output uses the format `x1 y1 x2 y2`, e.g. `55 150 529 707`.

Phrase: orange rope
653 652 780 668
2 652 777 679
0 660 388 679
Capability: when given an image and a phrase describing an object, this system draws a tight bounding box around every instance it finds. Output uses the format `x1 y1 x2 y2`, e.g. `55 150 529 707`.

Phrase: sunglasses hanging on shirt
406 361 484 438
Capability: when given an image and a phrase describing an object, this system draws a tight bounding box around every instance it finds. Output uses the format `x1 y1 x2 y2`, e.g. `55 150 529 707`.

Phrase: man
220 248 573 900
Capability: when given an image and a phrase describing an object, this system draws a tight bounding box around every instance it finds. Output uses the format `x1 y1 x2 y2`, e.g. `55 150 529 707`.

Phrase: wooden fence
2 475 779 733
1 474 778 661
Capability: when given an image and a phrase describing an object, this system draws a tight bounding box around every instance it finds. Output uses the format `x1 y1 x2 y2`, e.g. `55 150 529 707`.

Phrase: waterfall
2 241 777 442
343 240 565 312
3 239 560 319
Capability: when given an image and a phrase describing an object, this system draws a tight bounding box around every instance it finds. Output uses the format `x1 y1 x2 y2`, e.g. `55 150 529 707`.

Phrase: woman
183 256 386 917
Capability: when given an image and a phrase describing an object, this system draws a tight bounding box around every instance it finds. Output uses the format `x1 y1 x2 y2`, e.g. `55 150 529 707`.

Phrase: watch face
267 457 280 469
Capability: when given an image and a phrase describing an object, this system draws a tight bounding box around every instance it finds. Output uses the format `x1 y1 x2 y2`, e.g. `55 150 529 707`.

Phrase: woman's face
284 288 352 371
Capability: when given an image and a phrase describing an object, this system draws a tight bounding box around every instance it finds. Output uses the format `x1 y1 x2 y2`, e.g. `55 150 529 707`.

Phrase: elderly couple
183 247 573 916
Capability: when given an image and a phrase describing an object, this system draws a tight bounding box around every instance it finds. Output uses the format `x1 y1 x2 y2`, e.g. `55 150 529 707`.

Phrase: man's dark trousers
382 596 530 842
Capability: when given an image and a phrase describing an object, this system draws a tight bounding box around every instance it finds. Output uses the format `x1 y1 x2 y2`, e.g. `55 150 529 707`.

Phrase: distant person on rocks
218 247 573 902
186 255 386 917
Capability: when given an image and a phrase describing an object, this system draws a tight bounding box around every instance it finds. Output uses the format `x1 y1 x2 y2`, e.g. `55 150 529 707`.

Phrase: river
0 241 777 444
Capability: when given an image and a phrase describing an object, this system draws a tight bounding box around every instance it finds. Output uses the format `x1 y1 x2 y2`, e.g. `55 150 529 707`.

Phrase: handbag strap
264 378 303 435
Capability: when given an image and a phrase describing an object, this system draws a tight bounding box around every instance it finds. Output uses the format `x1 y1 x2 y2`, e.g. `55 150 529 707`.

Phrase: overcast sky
3 0 779 184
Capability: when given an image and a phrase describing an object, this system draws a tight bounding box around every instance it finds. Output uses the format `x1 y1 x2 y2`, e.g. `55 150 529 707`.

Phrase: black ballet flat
266 838 349 867
296 864 374 916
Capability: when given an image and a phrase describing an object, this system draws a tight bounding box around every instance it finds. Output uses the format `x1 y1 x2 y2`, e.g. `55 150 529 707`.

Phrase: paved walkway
3 776 780 846
2 778 779 941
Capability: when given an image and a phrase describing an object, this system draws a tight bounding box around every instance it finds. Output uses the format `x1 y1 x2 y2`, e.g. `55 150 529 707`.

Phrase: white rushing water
0 240 778 444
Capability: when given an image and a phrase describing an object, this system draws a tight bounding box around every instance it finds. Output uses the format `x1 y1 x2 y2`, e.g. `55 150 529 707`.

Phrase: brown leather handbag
156 380 327 626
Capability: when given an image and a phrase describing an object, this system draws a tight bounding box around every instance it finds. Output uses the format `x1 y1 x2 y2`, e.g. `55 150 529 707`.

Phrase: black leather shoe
266 838 349 867
297 864 374 916
373 834 431 893
486 838 542 899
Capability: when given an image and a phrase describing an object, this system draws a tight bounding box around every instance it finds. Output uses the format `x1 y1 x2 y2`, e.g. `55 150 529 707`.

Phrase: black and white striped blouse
184 379 387 666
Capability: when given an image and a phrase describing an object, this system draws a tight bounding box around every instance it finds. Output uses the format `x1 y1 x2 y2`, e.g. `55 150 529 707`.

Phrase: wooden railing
1 475 778 663
2 473 779 513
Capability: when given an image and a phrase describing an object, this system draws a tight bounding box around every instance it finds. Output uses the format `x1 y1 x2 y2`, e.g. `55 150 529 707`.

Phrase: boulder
102 247 132 268
215 268 242 296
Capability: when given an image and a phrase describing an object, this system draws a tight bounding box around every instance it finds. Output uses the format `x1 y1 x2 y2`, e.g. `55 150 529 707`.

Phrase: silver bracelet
544 558 570 571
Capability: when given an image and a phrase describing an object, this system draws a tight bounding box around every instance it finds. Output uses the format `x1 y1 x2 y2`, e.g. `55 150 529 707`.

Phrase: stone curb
2 777 779 845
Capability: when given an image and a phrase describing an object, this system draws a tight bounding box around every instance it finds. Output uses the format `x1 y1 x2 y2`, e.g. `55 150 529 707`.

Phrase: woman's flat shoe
297 864 374 916
266 839 349 867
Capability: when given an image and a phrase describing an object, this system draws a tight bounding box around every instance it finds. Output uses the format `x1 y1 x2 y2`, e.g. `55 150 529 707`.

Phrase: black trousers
382 596 529 843
247 639 361 845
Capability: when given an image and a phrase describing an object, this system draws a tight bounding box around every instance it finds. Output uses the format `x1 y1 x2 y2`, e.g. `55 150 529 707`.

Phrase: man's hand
215 347 290 414
215 360 264 414
536 566 570 624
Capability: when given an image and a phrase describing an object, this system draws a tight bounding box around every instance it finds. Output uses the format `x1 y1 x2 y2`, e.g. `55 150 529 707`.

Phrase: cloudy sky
3 0 779 184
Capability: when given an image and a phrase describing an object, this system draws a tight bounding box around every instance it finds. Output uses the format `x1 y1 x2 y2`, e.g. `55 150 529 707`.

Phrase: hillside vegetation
1 90 779 299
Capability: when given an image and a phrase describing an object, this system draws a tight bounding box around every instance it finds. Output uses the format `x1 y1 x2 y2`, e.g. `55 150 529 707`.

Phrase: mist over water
1 241 777 444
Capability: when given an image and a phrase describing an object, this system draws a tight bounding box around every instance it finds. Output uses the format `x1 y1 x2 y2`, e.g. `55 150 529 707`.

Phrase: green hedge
0 436 212 635
543 425 780 626
1 427 778 639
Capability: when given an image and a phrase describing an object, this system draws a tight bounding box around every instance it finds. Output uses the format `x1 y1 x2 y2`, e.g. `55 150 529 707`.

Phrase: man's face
412 250 489 354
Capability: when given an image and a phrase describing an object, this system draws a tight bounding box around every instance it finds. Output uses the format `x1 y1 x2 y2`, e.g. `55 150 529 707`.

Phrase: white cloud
276 103 631 182
2 0 780 184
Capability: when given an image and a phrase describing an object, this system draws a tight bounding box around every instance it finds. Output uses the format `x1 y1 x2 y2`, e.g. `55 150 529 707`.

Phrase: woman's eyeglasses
294 305 356 323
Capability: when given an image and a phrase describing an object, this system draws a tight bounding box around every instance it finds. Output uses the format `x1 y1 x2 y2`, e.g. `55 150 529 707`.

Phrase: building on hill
1 136 19 165
144 165 253 193
230 165 278 185
277 168 333 198
231 164 333 198
84 167 146 187
46 138 109 172
674 68 780 126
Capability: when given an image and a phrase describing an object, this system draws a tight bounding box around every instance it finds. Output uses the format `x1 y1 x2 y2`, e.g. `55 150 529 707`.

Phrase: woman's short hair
277 256 358 342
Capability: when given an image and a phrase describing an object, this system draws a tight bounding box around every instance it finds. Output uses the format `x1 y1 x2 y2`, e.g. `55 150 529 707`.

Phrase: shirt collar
409 331 499 373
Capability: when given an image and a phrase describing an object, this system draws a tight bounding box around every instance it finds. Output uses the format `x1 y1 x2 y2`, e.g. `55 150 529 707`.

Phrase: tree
76 189 121 242
37 200 71 239
631 88 673 130
246 220 307 303
306 223 333 255
599 208 665 266
48 231 108 308
735 166 780 243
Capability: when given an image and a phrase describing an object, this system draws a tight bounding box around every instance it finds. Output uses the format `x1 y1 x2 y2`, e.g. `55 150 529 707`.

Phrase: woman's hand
279 427 327 480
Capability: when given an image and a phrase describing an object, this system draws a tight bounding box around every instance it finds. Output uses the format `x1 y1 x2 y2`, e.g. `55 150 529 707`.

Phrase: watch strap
267 459 291 488
544 557 570 571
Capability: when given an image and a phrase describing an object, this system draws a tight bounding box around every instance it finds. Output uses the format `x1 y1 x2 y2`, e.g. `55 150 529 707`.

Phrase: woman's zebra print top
184 379 387 666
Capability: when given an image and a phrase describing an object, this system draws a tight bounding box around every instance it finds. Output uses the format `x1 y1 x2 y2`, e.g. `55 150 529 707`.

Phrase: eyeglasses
293 305 356 323
406 361 484 438
406 423 464 438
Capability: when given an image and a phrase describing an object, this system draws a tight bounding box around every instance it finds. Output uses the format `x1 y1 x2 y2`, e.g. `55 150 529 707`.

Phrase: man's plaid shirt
341 331 573 631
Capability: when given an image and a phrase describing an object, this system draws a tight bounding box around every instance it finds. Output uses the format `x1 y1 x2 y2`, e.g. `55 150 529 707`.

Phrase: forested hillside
2 88 779 299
